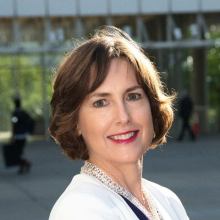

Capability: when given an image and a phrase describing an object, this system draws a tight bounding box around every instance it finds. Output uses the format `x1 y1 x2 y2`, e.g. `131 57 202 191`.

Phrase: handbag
2 143 21 167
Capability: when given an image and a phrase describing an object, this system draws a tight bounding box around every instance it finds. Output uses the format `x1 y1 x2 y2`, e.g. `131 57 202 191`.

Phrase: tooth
110 132 136 141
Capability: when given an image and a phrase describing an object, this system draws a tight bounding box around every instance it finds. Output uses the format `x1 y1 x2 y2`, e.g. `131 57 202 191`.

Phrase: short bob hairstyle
49 26 175 161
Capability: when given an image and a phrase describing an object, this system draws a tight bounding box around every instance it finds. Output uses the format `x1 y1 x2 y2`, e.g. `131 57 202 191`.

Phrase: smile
108 131 139 144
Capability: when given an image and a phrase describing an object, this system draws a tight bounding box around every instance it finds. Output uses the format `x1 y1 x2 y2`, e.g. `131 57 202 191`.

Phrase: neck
82 160 160 219
88 157 144 201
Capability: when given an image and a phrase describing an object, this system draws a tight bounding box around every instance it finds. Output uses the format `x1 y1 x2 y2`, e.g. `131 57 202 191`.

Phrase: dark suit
178 95 195 141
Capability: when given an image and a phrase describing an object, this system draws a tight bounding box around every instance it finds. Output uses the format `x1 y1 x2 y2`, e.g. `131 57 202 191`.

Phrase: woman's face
77 58 154 166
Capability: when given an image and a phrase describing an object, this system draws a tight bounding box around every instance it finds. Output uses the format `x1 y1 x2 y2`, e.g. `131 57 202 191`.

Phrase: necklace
81 161 163 220
142 191 146 205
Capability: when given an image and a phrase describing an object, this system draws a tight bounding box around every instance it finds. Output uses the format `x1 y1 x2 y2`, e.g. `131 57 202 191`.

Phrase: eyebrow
126 85 142 93
89 85 143 99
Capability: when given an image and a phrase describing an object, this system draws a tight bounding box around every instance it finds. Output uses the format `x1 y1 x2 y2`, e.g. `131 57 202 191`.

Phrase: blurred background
0 1 220 220
0 0 220 138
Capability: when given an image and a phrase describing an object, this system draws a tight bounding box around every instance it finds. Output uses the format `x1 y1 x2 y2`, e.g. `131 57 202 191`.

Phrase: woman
49 26 189 220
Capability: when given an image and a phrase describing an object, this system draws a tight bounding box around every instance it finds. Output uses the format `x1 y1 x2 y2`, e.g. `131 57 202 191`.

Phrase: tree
0 54 53 132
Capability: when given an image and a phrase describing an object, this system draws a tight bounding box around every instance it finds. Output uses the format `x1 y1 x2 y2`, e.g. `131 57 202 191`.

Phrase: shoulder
13 109 29 118
143 179 179 199
49 174 122 220
143 179 189 219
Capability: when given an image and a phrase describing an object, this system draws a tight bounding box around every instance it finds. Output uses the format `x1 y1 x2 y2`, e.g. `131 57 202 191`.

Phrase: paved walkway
0 134 220 220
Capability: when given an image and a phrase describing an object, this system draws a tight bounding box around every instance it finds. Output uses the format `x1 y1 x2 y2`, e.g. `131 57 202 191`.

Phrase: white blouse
49 173 189 220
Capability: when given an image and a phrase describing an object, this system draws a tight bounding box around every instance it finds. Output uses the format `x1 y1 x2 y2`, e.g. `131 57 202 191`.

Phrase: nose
115 101 131 124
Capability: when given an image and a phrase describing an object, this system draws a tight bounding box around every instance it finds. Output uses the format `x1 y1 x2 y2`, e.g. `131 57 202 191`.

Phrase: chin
120 154 143 164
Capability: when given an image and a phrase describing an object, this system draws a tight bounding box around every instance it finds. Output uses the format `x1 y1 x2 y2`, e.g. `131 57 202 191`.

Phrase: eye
93 99 108 108
127 93 141 101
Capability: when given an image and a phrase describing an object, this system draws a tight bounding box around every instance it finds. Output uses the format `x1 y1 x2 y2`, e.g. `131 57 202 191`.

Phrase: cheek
137 102 153 122
78 110 109 138
78 116 92 136
138 105 154 135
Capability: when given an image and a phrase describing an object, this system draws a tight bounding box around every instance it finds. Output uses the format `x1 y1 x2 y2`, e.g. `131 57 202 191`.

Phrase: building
0 0 220 137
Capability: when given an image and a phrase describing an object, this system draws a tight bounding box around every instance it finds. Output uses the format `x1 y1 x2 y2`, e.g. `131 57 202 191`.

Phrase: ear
76 124 82 136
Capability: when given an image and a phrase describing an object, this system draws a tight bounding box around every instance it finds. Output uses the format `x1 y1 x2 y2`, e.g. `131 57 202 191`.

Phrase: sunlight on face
77 58 154 166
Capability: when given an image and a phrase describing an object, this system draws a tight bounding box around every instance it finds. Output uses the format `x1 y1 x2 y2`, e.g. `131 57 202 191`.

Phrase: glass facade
0 10 220 135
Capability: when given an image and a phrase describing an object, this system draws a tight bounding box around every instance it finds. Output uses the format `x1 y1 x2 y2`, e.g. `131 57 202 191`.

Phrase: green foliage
0 54 54 131
0 56 14 111
207 33 220 107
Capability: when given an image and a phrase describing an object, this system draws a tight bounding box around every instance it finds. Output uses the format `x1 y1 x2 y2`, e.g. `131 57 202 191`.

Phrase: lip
108 130 139 144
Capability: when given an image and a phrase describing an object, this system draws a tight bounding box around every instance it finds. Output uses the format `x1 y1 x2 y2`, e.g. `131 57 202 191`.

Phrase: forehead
107 58 133 77
87 54 146 97
93 59 140 92
93 57 135 77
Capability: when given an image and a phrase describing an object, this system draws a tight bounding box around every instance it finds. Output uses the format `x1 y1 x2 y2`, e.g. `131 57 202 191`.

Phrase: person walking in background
11 97 32 174
178 90 195 141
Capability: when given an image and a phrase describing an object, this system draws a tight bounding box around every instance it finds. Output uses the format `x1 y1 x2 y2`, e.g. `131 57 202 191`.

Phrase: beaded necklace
81 161 163 220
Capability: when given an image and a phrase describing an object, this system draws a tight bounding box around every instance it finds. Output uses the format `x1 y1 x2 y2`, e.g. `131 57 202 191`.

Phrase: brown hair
49 26 175 161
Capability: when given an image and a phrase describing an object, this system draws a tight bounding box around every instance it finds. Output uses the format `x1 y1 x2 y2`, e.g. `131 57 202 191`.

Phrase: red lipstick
108 130 139 144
